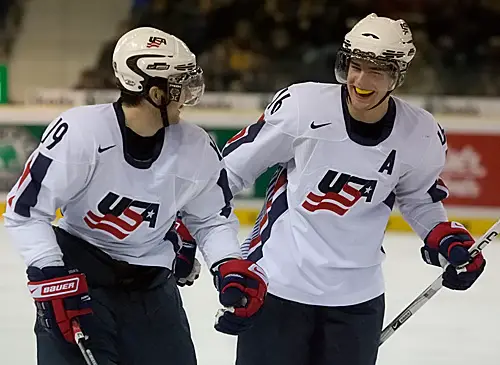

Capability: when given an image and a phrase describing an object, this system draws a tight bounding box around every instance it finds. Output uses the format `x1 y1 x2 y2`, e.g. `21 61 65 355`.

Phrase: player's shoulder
174 120 211 149
290 81 342 117
288 81 341 95
59 103 115 130
52 103 116 144
38 103 114 162
392 96 446 162
264 82 341 136
273 81 341 108
173 121 222 178
393 96 440 136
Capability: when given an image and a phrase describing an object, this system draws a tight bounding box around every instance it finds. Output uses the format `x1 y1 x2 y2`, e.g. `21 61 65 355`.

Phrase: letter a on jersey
378 149 396 175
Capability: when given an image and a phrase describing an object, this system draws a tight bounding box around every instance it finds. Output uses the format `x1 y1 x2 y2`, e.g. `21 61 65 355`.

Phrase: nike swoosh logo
98 145 116 153
310 121 331 130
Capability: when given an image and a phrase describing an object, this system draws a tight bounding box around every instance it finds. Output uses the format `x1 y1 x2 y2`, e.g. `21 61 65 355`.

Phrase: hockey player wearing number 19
222 14 487 365
3 27 267 365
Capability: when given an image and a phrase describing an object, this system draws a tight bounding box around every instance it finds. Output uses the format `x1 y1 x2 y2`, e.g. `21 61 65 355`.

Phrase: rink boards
232 203 498 236
0 199 497 236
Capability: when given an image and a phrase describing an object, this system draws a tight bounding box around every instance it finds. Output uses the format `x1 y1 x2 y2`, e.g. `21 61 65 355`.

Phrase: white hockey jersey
222 83 449 306
4 101 241 270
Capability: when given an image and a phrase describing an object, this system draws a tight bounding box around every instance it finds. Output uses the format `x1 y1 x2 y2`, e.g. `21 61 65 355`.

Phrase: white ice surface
1 227 499 364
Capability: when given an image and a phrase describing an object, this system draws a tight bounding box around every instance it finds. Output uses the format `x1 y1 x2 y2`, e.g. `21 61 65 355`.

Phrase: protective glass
335 49 401 91
167 66 205 106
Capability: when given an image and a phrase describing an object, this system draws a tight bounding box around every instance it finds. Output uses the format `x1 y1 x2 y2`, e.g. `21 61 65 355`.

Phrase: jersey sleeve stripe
383 191 396 210
241 167 283 258
241 166 283 256
7 155 34 208
216 168 233 218
427 178 449 203
244 167 289 262
14 153 53 218
221 114 265 157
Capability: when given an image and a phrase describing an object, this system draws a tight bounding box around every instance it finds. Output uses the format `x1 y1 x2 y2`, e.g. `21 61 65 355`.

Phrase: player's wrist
210 257 242 274
30 256 65 270
27 265 83 282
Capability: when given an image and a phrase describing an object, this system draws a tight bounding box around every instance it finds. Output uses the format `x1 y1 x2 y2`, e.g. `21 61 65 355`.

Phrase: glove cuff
28 272 89 301
425 222 473 250
27 265 80 281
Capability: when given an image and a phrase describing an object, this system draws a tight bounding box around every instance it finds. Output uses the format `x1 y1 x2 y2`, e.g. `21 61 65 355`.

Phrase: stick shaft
379 219 500 345
72 321 99 365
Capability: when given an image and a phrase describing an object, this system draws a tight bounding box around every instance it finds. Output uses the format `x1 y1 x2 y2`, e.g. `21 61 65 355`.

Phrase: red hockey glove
422 221 486 290
164 217 201 287
211 259 268 335
27 266 93 344
172 218 200 287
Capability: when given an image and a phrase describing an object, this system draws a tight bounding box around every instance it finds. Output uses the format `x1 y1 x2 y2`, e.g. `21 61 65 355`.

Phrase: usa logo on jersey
83 192 159 240
302 170 377 216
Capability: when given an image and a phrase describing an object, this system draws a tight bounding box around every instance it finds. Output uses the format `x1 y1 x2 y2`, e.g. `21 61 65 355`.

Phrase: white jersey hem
267 273 385 307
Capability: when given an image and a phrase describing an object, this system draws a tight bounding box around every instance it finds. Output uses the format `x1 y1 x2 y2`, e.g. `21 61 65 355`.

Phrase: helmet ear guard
120 77 171 127
168 83 182 103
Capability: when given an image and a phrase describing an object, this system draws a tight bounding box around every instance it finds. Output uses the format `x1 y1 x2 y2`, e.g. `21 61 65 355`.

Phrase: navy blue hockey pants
236 293 384 365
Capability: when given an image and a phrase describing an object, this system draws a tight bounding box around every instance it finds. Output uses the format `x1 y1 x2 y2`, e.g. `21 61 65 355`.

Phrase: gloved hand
211 259 268 335
27 266 93 344
421 221 486 290
165 217 201 287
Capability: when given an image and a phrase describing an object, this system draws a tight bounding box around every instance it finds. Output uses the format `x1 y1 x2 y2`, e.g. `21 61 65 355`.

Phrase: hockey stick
72 320 99 365
379 219 500 345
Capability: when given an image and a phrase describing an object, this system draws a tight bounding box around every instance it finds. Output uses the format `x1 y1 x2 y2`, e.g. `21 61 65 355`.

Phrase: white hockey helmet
335 13 416 90
112 27 204 106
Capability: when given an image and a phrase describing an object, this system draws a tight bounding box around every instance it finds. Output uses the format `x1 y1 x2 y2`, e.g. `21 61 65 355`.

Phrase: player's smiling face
346 58 394 110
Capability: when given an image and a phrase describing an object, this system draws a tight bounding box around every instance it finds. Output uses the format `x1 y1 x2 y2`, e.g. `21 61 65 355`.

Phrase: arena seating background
73 0 500 96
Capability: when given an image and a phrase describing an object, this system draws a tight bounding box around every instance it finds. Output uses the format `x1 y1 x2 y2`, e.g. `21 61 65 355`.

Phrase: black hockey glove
27 266 93 344
211 259 268 335
422 221 486 290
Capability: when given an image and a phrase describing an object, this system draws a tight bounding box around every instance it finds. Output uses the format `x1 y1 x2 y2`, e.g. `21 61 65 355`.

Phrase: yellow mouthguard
355 87 374 95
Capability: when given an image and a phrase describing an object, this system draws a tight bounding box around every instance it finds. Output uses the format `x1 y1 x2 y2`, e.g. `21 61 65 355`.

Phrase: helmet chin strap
368 73 404 110
159 96 170 128
145 95 171 128
368 90 392 110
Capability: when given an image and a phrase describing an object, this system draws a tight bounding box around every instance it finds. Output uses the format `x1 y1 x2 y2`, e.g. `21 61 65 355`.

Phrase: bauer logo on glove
29 276 83 298
27 266 93 344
